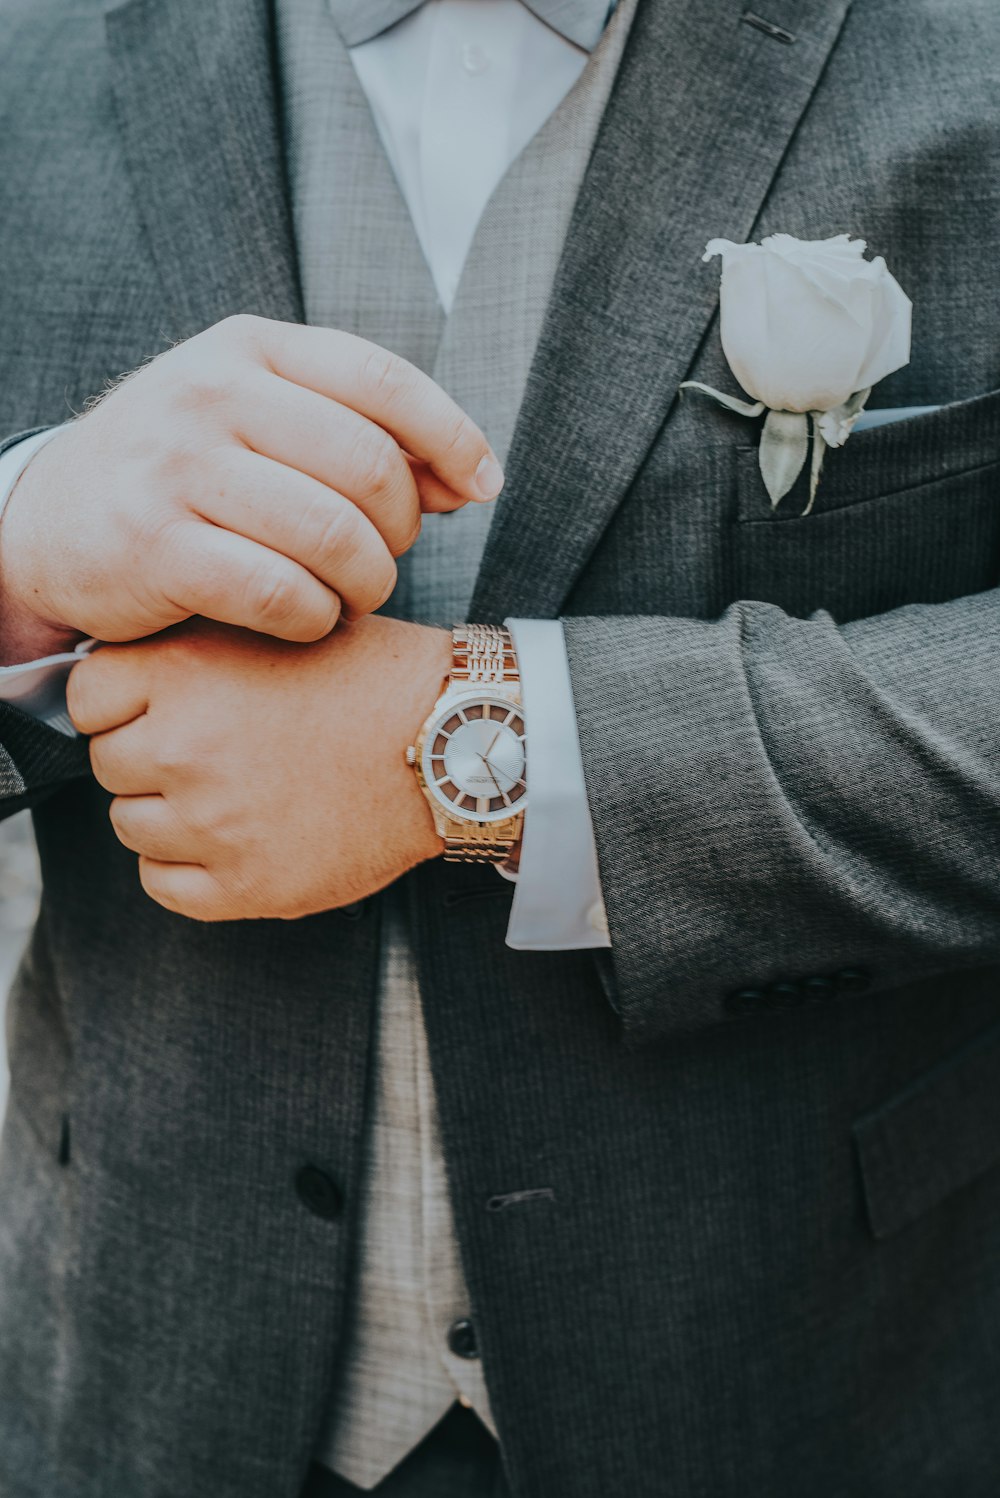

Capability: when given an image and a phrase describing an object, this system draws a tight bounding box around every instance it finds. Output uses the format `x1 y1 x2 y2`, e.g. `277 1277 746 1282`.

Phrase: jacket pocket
731 387 1000 622
853 1019 1000 1240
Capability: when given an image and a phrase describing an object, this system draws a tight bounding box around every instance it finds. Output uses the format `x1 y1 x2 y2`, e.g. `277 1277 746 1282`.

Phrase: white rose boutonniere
682 234 912 512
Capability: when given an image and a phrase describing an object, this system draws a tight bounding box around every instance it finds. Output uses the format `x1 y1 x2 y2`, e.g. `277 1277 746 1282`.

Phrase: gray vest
274 1 636 1484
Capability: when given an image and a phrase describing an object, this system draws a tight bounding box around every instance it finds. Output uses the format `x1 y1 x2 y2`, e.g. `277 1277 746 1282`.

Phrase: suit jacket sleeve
563 586 1000 1043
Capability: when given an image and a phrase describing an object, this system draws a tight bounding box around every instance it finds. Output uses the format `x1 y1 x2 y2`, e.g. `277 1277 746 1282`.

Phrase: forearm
564 588 1000 1042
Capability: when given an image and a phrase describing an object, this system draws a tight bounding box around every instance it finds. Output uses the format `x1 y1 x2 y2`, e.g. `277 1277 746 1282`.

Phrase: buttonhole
58 1113 71 1167
486 1187 556 1213
741 11 796 43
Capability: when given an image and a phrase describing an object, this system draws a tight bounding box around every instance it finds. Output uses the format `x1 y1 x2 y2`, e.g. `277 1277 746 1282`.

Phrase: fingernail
475 454 505 501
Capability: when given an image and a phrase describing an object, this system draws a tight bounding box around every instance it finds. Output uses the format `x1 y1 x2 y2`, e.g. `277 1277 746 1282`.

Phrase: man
0 0 999 1494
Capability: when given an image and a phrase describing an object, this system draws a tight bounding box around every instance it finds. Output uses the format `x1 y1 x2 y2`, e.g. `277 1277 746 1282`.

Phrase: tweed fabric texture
1 1 1000 1496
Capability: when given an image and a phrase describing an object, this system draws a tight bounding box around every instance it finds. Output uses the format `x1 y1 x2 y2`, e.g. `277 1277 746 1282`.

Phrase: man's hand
0 317 502 660
66 615 451 921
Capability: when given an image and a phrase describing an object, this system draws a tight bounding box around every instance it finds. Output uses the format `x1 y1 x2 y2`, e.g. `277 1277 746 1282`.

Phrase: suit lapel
471 0 853 620
106 0 303 334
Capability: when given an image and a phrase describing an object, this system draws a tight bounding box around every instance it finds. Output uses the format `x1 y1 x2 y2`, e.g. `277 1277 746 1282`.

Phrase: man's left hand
67 615 451 921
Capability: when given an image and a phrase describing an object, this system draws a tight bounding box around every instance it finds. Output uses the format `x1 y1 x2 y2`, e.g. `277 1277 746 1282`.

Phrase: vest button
447 1318 480 1360
294 1165 343 1221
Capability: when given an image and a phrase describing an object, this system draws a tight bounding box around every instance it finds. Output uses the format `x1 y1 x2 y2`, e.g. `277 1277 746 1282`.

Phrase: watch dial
424 700 527 821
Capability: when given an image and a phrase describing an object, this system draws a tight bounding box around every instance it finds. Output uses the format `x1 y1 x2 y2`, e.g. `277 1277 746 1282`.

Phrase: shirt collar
328 0 616 54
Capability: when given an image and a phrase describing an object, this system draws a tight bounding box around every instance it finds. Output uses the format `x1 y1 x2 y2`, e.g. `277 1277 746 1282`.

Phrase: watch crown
405 745 416 765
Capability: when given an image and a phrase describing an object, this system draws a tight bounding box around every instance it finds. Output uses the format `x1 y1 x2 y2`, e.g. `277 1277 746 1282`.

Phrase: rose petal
854 260 913 388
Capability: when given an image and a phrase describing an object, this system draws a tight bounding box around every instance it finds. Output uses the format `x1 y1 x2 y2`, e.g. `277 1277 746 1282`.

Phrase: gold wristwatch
406 624 527 864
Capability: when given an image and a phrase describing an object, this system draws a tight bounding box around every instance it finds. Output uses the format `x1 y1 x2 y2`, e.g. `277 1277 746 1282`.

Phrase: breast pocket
731 388 1000 623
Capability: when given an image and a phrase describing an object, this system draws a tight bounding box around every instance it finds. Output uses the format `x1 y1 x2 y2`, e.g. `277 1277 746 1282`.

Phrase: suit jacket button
767 981 803 1009
726 988 765 1015
295 1165 343 1221
802 975 837 1002
447 1318 480 1360
335 901 365 921
834 967 871 993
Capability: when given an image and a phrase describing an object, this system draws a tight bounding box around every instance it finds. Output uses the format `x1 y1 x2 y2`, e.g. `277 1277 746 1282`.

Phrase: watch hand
479 754 504 797
483 729 501 759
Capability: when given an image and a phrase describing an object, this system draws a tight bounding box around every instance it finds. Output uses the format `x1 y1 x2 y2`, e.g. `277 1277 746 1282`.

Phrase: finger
109 795 201 863
232 371 422 554
192 450 399 615
89 719 161 796
240 320 505 503
407 458 472 515
138 858 231 922
68 648 149 737
159 522 345 641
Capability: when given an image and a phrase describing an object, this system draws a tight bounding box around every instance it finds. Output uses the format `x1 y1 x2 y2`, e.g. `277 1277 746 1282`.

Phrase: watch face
422 697 527 823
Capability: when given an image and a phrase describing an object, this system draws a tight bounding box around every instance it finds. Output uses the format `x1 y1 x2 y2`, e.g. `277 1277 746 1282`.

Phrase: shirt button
460 42 488 74
294 1165 344 1221
447 1318 480 1360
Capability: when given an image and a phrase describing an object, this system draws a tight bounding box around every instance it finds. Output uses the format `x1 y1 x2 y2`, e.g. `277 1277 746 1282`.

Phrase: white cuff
503 618 610 950
0 425 86 734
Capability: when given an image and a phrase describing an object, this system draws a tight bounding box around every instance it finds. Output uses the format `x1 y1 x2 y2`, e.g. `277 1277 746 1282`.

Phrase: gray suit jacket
0 1 999 1495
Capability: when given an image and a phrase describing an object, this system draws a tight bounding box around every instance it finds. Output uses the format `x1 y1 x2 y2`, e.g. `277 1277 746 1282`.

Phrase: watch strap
449 624 519 689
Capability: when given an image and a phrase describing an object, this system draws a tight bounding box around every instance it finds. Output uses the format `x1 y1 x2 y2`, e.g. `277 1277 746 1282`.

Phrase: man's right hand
0 316 503 659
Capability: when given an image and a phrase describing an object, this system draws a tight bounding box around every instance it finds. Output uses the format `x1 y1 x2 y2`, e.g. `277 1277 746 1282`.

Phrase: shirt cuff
0 425 87 735
503 618 610 950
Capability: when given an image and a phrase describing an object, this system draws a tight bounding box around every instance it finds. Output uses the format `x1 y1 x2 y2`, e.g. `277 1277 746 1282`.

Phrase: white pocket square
852 404 941 432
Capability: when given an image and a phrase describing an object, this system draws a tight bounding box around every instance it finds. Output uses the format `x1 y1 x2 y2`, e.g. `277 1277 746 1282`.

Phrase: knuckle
65 665 90 731
149 736 188 780
391 513 422 559
171 372 235 420
351 556 397 617
352 429 400 497
249 563 303 629
107 798 136 842
88 745 115 793
438 410 479 465
314 503 368 571
216 312 263 345
137 860 186 916
358 345 404 404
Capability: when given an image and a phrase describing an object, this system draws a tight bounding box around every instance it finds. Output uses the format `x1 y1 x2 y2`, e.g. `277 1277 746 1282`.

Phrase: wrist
394 622 452 864
0 447 82 664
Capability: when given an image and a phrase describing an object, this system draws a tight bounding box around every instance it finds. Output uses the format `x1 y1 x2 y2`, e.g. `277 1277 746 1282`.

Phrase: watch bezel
413 686 527 827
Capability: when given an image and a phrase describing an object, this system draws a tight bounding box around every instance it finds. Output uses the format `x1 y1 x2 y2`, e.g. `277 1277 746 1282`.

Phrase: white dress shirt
0 0 611 951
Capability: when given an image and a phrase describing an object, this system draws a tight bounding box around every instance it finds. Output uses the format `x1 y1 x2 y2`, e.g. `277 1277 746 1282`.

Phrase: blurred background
0 812 42 1124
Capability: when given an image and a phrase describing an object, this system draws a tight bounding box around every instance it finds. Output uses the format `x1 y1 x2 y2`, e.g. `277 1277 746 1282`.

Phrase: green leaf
759 410 810 507
805 413 827 515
